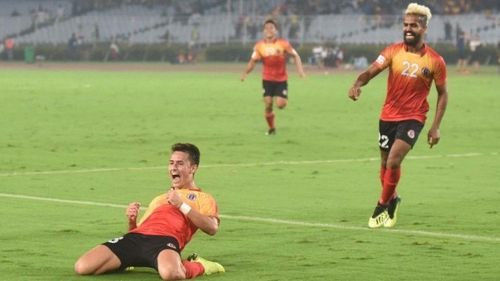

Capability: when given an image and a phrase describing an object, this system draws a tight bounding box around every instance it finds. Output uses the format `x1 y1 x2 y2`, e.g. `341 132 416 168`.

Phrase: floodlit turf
0 63 499 280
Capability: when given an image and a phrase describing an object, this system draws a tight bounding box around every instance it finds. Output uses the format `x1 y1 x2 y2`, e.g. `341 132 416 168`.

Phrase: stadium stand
1 0 498 60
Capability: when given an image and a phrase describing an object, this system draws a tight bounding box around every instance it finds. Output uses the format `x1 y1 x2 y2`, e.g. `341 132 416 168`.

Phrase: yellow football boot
187 253 225 275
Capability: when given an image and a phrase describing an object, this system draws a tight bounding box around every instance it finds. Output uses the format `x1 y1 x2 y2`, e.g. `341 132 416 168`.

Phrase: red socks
182 261 204 279
379 166 387 187
265 112 275 129
379 167 401 205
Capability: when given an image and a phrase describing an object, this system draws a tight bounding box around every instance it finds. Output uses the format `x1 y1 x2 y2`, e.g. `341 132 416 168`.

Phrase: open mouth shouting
168 151 197 189
170 173 182 187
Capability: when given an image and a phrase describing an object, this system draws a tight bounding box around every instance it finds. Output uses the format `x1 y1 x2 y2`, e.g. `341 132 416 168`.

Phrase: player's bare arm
428 83 448 148
186 211 219 236
167 189 219 235
290 49 306 78
241 58 257 81
348 64 383 101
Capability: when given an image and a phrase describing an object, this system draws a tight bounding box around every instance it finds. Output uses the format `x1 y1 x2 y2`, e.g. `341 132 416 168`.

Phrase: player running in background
75 143 224 280
348 3 448 228
241 19 305 135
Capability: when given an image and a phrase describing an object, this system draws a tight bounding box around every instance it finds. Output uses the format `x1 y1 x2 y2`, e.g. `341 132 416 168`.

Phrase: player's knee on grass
74 259 93 275
158 265 186 281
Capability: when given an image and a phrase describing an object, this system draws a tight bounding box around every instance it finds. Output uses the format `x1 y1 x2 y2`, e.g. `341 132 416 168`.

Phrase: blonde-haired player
348 3 448 228
405 3 432 25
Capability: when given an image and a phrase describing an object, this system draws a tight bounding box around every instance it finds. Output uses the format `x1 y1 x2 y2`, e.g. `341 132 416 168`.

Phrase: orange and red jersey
129 188 219 251
373 42 447 123
251 38 294 82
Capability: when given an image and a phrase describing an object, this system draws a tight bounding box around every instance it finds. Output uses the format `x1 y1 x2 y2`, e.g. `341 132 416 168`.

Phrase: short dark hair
264 19 278 29
171 143 200 166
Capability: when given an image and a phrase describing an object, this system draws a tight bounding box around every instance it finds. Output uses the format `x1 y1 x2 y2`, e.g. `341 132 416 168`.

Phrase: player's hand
348 86 361 101
126 202 141 222
167 188 182 207
427 127 440 148
298 70 306 78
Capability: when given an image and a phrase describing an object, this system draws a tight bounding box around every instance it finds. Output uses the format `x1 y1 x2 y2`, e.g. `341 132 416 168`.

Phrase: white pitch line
1 192 499 244
0 152 496 178
221 215 500 243
0 193 127 209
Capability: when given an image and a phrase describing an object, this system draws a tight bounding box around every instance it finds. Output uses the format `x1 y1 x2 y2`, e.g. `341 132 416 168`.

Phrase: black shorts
262 80 288 98
378 119 424 151
103 233 180 270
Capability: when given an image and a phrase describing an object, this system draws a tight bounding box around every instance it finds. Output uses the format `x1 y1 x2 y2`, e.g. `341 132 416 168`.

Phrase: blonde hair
405 3 432 26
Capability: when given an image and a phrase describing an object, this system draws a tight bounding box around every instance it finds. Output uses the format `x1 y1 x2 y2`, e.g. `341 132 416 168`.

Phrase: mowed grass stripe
0 152 496 177
1 192 499 244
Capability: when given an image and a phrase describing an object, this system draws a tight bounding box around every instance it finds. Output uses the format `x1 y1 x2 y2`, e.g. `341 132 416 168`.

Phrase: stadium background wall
7 43 499 65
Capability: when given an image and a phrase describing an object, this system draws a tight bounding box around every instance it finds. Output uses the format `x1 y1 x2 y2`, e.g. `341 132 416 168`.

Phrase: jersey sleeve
373 45 394 70
251 43 261 60
433 56 447 86
198 193 219 221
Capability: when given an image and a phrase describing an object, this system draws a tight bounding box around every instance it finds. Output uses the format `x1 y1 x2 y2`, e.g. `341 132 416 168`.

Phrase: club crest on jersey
187 193 197 201
407 129 415 139
376 55 386 65
421 67 431 78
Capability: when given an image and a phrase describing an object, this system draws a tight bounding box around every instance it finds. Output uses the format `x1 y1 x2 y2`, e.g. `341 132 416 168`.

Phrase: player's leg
275 96 288 109
186 253 225 275
380 139 410 203
369 158 392 228
383 120 423 227
379 148 403 227
264 96 274 113
157 249 188 280
266 81 288 134
263 96 275 134
262 80 276 134
379 150 388 187
275 80 288 109
74 245 121 275
381 119 423 205
369 142 409 228
380 139 410 227
369 121 395 228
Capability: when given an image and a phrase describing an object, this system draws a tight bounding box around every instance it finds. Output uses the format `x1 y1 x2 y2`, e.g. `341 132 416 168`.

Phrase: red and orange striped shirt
252 38 294 82
130 188 219 251
373 42 447 123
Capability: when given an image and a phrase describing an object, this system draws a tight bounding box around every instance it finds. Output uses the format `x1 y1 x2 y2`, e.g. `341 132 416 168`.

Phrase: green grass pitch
0 63 499 280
